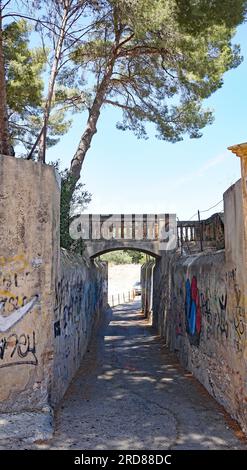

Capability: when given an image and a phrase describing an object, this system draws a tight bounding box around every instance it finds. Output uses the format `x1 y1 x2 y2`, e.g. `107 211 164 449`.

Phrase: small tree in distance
100 250 146 265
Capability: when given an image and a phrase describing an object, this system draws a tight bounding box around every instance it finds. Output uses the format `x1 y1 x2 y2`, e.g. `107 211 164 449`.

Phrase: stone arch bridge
69 213 177 258
69 212 224 258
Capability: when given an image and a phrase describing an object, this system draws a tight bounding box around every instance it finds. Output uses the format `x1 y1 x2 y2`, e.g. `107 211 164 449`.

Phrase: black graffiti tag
0 331 37 368
233 284 245 352
217 292 228 339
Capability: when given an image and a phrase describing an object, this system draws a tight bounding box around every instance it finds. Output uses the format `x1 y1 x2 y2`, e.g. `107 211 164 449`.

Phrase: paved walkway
2 301 247 449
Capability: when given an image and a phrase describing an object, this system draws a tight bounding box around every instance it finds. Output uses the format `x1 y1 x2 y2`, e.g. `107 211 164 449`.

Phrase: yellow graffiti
0 254 29 274
0 290 25 307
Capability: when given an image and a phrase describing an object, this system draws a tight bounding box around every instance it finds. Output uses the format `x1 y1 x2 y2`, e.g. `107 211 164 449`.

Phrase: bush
100 250 146 265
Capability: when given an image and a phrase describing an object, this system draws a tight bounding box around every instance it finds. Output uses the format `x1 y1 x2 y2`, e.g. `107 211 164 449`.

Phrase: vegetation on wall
52 161 92 253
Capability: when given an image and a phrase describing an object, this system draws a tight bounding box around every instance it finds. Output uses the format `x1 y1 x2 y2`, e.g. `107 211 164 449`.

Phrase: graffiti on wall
52 263 105 398
217 292 228 339
54 274 84 342
54 271 102 351
174 277 184 337
199 287 213 340
200 285 229 341
0 254 29 274
182 268 246 352
226 269 246 353
54 320 61 338
0 254 40 333
0 296 39 333
0 331 37 368
185 275 229 344
185 276 201 346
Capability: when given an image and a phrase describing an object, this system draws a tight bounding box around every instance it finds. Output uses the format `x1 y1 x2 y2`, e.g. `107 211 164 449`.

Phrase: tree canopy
0 0 83 157
69 0 247 183
3 19 45 153
0 0 247 183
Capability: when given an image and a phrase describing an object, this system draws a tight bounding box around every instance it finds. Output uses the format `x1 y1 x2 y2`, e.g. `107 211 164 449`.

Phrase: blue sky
47 23 247 221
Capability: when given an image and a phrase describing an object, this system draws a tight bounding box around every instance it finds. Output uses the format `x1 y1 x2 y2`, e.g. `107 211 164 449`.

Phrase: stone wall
151 179 247 434
52 250 107 406
0 155 108 432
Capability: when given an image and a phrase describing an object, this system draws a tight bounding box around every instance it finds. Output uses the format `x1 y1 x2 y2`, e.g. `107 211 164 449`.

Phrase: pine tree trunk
0 5 10 156
69 65 114 186
70 96 104 180
70 11 123 189
37 6 69 163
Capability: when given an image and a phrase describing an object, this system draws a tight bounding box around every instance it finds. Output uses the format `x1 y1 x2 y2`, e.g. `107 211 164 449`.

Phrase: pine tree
68 0 247 187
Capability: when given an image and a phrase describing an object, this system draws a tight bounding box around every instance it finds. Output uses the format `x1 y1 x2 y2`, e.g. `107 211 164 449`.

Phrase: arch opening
90 245 161 260
94 248 156 321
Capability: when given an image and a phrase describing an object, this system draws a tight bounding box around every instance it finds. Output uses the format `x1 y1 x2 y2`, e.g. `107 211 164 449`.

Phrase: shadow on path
3 300 247 450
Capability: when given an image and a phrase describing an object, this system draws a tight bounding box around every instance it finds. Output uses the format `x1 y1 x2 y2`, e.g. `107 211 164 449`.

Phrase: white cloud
174 152 228 188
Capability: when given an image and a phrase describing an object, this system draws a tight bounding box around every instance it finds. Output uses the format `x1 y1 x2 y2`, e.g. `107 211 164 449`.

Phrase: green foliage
3 19 74 156
3 1 246 165
125 250 146 264
100 251 133 265
71 0 246 142
175 0 247 33
51 161 92 253
3 20 44 152
4 20 44 113
100 250 147 265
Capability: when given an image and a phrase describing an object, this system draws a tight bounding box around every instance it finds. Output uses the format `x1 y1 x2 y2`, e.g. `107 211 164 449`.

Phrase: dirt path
3 301 247 450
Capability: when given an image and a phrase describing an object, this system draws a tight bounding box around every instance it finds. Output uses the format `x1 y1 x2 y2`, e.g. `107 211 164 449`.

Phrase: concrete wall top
223 179 244 277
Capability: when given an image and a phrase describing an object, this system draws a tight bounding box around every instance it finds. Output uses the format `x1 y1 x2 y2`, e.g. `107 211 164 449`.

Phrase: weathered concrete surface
85 239 162 259
150 179 247 436
0 409 53 442
152 250 247 435
52 250 108 407
72 213 174 259
0 155 108 441
171 251 247 434
224 179 244 273
1 301 246 450
0 155 60 414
